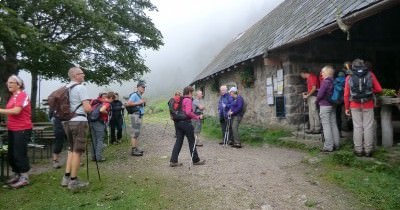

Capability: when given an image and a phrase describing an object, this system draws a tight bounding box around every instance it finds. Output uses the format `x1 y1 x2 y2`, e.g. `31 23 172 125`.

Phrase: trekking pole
122 115 128 142
296 99 304 138
86 141 89 180
189 136 198 171
88 122 101 181
318 108 325 143
302 99 307 139
224 115 231 147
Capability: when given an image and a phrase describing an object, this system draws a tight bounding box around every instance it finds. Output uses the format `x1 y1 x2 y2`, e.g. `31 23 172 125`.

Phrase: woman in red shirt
0 75 32 188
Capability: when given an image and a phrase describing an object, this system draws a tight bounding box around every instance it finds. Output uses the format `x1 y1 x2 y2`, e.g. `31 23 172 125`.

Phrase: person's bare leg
70 152 81 177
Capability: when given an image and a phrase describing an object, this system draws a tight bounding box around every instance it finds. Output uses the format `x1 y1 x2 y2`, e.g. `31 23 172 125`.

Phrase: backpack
168 96 187 121
329 76 345 104
88 99 103 122
349 69 373 103
47 84 80 121
126 92 142 114
241 98 247 115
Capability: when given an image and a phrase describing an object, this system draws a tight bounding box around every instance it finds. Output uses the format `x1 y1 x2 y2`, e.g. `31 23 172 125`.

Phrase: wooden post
381 105 393 147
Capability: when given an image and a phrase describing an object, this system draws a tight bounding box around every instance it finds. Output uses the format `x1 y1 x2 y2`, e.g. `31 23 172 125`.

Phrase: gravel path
126 121 361 210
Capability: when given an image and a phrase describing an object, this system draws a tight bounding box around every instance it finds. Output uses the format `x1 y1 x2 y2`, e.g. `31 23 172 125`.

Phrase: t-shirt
128 92 144 115
6 91 32 131
192 98 204 115
307 73 319 93
67 82 90 121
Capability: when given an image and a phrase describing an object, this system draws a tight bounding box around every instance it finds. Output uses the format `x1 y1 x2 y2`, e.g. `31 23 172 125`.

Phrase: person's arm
100 103 109 113
126 94 144 107
316 80 327 104
0 107 22 115
371 73 382 94
82 100 91 113
231 97 243 115
183 98 200 120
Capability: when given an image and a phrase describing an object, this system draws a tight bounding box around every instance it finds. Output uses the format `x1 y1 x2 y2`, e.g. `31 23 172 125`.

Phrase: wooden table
378 97 400 147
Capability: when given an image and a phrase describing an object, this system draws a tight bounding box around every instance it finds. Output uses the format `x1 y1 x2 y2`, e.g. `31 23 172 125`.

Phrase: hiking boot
52 160 61 169
196 143 203 147
169 162 183 167
320 148 333 153
9 176 29 189
68 179 89 191
131 148 143 156
228 141 234 146
365 152 373 157
6 174 20 185
311 130 321 134
91 157 106 162
305 129 313 134
219 141 224 145
61 175 70 187
193 160 206 165
354 151 363 157
232 143 242 148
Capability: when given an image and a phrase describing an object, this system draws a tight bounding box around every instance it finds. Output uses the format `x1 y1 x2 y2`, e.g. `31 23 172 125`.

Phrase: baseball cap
229 87 238 92
137 81 146 87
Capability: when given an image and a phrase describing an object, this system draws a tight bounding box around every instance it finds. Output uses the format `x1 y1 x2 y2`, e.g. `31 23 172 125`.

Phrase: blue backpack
329 76 345 104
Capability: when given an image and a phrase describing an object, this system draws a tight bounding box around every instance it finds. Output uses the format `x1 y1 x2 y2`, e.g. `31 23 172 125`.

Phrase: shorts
130 114 142 138
62 121 88 153
192 119 202 134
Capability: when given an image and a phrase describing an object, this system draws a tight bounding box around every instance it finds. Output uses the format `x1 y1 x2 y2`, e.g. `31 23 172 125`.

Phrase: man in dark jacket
110 92 124 144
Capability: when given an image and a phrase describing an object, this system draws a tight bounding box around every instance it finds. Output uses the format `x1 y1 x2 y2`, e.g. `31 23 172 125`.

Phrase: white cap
229 87 238 92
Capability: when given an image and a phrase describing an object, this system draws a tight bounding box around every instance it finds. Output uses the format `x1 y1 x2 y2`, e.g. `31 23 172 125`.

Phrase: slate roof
192 0 396 84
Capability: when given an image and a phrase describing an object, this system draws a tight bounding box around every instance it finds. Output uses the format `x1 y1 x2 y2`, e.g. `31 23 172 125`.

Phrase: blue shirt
128 92 145 115
218 93 233 119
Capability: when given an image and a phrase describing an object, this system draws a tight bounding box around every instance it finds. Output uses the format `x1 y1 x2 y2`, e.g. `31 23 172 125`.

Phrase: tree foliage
0 0 163 103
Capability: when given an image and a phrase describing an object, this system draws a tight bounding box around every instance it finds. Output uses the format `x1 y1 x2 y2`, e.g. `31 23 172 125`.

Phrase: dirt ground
120 122 361 210
29 121 362 210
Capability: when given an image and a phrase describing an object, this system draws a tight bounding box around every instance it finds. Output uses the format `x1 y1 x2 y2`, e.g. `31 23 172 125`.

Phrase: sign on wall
266 77 274 105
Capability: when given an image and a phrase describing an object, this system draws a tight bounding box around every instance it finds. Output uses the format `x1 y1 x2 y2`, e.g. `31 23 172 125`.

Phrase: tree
0 0 163 108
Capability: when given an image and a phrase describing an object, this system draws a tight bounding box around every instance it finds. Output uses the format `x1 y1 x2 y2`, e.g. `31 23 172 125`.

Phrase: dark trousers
52 117 66 154
220 117 233 142
170 121 200 163
110 116 123 142
336 104 343 133
8 130 31 173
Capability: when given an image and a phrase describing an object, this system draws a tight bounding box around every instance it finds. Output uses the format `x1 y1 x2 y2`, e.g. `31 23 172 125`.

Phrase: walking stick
86 142 89 180
223 115 231 147
88 122 101 181
189 136 197 171
302 99 307 139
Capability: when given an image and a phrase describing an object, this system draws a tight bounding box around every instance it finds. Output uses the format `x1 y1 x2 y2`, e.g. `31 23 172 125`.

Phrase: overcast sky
20 0 284 103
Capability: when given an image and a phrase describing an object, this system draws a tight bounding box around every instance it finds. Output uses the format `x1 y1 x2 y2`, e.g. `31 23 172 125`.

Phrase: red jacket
344 72 382 110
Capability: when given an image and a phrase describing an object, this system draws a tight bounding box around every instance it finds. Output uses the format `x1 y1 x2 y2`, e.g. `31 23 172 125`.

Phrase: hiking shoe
196 142 203 147
232 143 242 148
193 160 206 165
228 141 234 146
9 176 29 189
91 157 106 162
219 141 224 145
68 179 89 191
354 151 363 157
61 175 70 187
52 160 61 169
365 152 373 157
169 162 183 167
131 148 143 156
6 174 20 185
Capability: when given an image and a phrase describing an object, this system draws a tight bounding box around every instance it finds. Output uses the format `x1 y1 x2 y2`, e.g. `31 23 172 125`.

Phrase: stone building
191 0 400 128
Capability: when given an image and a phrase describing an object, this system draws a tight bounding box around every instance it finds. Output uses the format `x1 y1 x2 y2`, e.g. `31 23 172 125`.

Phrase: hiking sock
65 173 71 177
70 177 77 181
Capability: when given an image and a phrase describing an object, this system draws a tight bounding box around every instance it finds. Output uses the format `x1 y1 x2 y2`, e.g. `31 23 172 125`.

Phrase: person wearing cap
0 75 32 188
300 68 321 134
344 58 382 157
109 92 124 144
227 87 244 148
218 85 233 145
125 81 146 156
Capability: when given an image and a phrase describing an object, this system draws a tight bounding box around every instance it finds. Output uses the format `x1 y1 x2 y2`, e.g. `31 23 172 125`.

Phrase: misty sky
20 0 284 103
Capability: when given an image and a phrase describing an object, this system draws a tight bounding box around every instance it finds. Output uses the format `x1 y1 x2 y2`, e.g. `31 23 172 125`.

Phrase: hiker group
0 57 382 190
300 58 382 157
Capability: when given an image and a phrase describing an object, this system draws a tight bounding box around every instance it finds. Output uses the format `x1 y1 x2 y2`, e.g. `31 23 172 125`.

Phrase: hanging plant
211 78 220 92
240 66 254 88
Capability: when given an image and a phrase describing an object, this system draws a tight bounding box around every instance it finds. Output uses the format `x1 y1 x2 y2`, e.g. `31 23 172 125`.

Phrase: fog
20 0 284 103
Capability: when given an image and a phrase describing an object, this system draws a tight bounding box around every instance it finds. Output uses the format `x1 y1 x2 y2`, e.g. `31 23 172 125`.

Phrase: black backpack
47 84 80 121
168 96 187 121
349 68 373 103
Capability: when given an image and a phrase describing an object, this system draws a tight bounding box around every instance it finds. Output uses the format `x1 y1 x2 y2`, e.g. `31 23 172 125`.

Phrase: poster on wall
266 77 274 105
276 69 284 95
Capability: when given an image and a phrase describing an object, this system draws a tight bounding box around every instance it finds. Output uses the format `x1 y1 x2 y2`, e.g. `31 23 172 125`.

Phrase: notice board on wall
275 96 285 118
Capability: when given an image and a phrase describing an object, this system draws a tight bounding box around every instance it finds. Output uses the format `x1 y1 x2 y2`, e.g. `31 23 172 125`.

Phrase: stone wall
196 52 337 128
